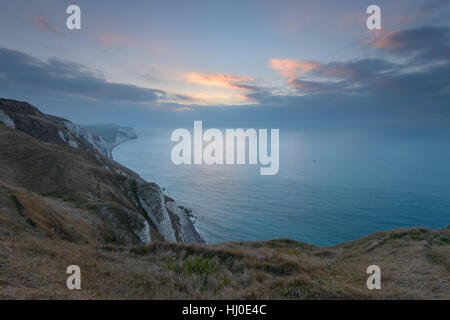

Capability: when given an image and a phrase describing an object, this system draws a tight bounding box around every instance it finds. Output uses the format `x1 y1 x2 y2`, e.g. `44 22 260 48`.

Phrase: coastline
111 132 206 244
108 136 135 158
0 98 205 245
82 124 138 159
111 126 450 246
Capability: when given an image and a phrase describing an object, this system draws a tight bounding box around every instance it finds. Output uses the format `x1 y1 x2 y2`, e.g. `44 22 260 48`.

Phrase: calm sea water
113 126 450 246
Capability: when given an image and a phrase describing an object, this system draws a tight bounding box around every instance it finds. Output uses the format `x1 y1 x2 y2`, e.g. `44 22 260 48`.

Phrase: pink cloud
269 59 320 80
371 30 403 49
33 16 63 34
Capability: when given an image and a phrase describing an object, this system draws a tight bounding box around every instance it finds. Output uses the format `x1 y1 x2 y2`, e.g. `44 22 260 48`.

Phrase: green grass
42 192 64 198
274 247 297 255
183 256 218 275
165 256 219 276
42 192 78 203
63 196 78 202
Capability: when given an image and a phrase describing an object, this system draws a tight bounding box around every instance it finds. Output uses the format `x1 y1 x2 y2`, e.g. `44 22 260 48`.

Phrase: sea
113 126 450 246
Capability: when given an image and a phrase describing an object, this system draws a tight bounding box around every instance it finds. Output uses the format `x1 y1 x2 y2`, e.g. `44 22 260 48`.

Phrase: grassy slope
1 185 448 299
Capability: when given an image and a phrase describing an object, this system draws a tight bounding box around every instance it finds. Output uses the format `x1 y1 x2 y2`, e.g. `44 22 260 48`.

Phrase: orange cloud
371 30 402 49
269 59 319 80
185 72 254 90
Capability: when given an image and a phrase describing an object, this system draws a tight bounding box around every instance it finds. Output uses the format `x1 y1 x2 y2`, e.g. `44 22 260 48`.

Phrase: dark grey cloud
420 0 450 14
0 23 449 129
371 26 450 62
243 26 450 126
288 78 345 94
0 48 165 103
321 59 398 79
253 58 449 106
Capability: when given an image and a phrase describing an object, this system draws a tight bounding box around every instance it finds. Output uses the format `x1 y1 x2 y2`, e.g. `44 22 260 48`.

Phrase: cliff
0 98 203 245
82 124 138 158
0 99 448 300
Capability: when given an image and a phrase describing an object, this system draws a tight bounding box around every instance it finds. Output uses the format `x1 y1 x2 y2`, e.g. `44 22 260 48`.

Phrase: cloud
183 73 262 105
185 72 255 90
275 56 448 98
245 25 450 126
245 61 450 126
264 26 450 98
370 26 450 62
268 59 319 81
32 16 63 34
0 48 165 104
266 57 399 95
322 59 398 79
420 0 450 14
0 48 254 109
1 22 449 127
371 30 403 49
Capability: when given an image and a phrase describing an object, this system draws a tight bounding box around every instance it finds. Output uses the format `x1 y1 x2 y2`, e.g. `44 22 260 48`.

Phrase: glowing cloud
269 59 320 80
185 72 255 90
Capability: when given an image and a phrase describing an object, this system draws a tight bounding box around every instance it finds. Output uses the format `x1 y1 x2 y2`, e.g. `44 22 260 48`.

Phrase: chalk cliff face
83 124 137 159
0 98 203 245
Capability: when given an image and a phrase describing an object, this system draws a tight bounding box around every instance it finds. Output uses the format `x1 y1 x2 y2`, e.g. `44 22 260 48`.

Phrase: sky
0 0 449 129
